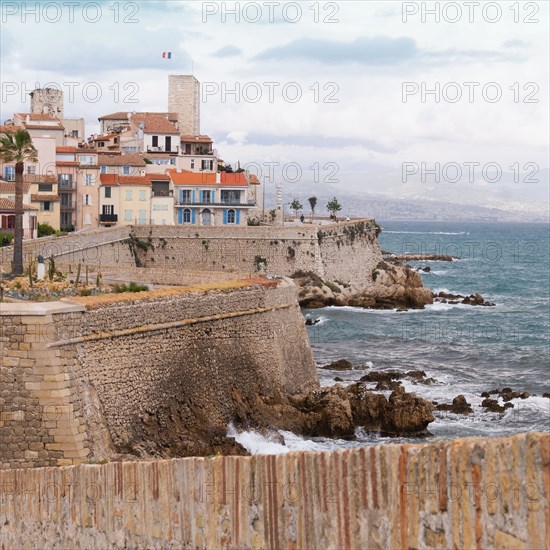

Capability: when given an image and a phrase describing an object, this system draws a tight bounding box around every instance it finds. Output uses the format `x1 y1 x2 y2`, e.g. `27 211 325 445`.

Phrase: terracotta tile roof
168 170 217 186
100 174 151 186
0 197 37 211
220 172 249 186
146 174 171 182
180 135 213 143
0 125 16 133
98 153 146 166
31 194 59 202
0 181 32 194
99 111 178 121
23 174 56 184
249 174 260 184
56 146 78 153
25 124 64 130
131 113 179 134
56 161 79 166
17 113 61 122
91 134 118 141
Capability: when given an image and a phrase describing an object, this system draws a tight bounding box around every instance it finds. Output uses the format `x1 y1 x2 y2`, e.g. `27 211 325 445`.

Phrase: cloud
211 45 243 58
255 36 518 66
255 36 418 65
502 39 530 49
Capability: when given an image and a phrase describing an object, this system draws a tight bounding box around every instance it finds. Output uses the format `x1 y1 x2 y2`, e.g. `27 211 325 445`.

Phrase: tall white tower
168 75 200 135
30 88 64 118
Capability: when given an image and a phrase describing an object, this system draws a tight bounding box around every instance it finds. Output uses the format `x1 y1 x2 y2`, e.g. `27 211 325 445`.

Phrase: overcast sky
1 1 548 215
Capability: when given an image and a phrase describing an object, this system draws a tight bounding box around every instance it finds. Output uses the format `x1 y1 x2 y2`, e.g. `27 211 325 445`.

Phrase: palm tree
0 129 38 275
308 196 317 222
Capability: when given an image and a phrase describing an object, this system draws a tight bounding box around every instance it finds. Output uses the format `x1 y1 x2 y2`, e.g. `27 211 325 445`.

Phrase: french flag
162 52 172 59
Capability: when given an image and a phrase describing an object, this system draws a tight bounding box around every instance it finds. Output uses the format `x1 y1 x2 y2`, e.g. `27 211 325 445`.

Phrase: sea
230 221 550 454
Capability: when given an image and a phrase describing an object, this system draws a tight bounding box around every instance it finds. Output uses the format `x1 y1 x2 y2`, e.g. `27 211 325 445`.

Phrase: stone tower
30 88 64 119
168 75 200 135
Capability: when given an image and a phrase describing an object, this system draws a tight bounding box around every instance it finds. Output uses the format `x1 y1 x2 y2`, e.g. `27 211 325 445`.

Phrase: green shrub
38 223 56 237
324 281 341 294
113 282 149 293
0 233 13 246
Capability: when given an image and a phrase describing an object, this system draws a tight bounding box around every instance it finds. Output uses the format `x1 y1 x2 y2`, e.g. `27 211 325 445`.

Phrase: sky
1 0 548 216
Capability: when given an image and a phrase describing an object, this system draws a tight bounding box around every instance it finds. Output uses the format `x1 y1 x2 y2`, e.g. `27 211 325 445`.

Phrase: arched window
227 209 236 224
183 208 191 223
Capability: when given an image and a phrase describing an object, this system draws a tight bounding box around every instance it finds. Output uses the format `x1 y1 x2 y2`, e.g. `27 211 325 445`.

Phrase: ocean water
232 221 550 454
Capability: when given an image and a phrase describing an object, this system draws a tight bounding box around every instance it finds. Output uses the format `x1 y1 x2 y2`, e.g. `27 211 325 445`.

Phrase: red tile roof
0 181 32 194
56 146 78 153
180 135 213 143
131 113 179 134
17 113 61 122
0 125 16 133
168 170 217 185
0 198 37 211
31 194 59 202
56 161 79 166
249 174 260 185
220 172 249 186
99 111 178 121
25 124 64 130
100 174 151 186
98 153 146 166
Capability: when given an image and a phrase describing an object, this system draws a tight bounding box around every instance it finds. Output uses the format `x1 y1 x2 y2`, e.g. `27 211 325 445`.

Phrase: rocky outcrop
434 291 496 306
385 253 457 262
294 262 434 310
435 395 474 415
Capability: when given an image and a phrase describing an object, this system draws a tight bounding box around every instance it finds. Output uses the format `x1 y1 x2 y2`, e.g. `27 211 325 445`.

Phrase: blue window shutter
236 210 240 225
212 190 215 203
179 189 183 203
192 190 196 203
223 209 228 224
199 190 203 203
191 209 196 224
178 209 183 224
4 167 9 179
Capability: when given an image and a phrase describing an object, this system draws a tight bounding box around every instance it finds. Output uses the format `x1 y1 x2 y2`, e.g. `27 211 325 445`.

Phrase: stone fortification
0 279 317 469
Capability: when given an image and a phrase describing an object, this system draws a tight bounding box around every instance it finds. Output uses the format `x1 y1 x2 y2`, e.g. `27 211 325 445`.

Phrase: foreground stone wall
0 279 317 468
0 432 547 549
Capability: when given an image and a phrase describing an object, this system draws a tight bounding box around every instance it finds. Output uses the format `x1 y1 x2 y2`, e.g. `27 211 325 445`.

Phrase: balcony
100 214 118 223
146 145 179 154
182 149 213 156
175 200 256 207
60 203 74 211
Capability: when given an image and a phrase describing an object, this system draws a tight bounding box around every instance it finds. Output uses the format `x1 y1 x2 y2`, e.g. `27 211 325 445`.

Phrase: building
170 170 257 226
98 153 146 177
12 113 66 147
98 173 174 227
168 75 200 135
27 174 60 230
0 183 38 240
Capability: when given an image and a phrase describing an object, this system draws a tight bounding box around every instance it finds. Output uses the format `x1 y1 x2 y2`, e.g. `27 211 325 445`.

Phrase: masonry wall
0 279 317 469
0 432 547 549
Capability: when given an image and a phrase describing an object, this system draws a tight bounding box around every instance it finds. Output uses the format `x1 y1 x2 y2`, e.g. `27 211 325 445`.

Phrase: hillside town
0 75 263 239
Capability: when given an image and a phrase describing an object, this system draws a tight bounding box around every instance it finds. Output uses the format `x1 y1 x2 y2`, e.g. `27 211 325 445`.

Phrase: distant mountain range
264 184 548 223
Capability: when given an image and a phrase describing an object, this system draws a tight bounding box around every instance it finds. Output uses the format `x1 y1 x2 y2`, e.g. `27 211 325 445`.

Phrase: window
4 167 15 181
183 208 191 223
97 142 105 147
152 204 168 211
79 155 94 165
201 190 212 204
100 165 107 174
84 213 91 225
221 190 241 204
41 201 52 212
152 136 159 147
227 209 236 224
71 130 79 138
103 205 114 215
84 174 93 186
122 165 131 175
125 209 132 221
83 194 91 206
139 189 146 201
138 209 146 224
122 146 138 153
27 166 36 175
58 174 72 188
180 190 191 204
38 183 53 192
190 159 195 170
125 190 132 201
201 160 213 171
105 187 112 198
170 157 176 165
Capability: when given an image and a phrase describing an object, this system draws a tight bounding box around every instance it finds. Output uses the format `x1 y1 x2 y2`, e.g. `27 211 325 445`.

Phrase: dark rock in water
450 395 473 415
305 317 321 326
520 392 530 399
334 376 344 382
375 380 402 391
422 266 431 272
481 398 506 413
406 370 427 380
481 391 490 398
435 291 495 307
436 395 473 415
360 371 402 383
543 393 550 398
321 359 354 371
424 378 436 386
